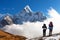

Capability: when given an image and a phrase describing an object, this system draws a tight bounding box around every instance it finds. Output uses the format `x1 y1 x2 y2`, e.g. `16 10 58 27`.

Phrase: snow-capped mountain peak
24 5 33 13
4 15 13 24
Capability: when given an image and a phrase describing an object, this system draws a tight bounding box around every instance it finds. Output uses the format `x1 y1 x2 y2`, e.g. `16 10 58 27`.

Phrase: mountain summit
24 5 33 13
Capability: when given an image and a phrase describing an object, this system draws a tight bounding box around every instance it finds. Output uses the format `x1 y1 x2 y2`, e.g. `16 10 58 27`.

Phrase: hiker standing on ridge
42 24 47 37
49 21 53 36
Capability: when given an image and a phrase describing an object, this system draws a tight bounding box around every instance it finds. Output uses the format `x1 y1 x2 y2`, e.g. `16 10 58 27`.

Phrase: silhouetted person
49 21 53 36
42 24 47 37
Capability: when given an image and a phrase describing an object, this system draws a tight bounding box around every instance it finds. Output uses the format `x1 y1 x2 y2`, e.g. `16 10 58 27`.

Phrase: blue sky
0 0 60 15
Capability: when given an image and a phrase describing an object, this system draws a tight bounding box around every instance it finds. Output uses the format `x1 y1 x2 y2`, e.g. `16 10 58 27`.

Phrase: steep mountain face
0 5 47 26
4 15 13 24
0 14 13 27
14 5 47 24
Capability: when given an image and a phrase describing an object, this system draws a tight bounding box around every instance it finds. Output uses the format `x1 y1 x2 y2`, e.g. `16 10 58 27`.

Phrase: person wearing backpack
49 21 53 36
42 24 47 37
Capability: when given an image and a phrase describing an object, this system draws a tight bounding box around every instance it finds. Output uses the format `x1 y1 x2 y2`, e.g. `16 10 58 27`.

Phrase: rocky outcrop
0 30 27 40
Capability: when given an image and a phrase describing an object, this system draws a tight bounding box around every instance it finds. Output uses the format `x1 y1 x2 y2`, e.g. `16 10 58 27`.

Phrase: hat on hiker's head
50 21 53 23
43 24 46 26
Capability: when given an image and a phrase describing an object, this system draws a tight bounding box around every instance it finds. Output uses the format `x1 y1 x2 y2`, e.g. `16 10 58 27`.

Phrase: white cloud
47 7 60 18
44 7 60 34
